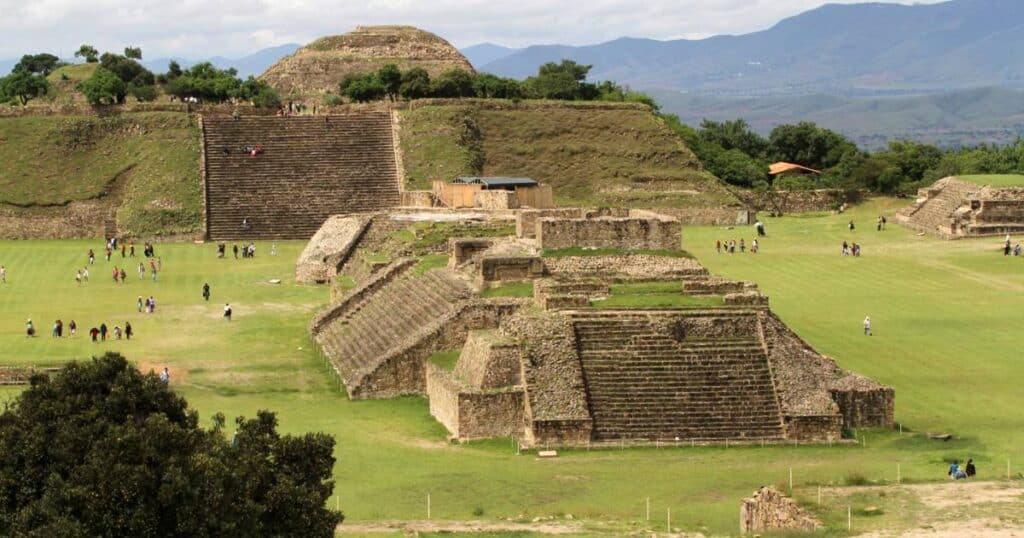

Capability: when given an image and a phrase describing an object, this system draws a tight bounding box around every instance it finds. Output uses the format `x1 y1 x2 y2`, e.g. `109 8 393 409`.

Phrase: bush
128 83 158 102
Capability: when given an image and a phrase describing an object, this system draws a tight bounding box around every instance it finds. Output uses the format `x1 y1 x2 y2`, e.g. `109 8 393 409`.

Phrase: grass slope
399 102 735 209
0 112 201 236
0 202 1022 534
957 174 1024 187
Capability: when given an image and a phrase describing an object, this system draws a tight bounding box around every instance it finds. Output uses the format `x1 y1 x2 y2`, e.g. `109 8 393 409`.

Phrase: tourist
148 296 156 314
51 320 59 338
99 323 108 341
202 283 211 302
112 267 119 283
159 367 170 384
217 243 226 258
75 270 82 285
120 243 126 258
88 249 95 265
129 242 135 257
138 262 145 279
82 267 89 282
877 216 883 231
729 240 736 254
853 243 862 257
0 265 6 283
752 239 759 253
948 460 966 479
270 242 277 256
151 263 158 282
25 319 34 337
119 268 127 283
56 319 63 337
1004 237 1012 256
105 247 111 262
842 241 849 256
113 326 122 340
715 240 722 254
1015 243 1022 256
848 220 855 231
755 220 766 236
125 321 133 340
881 215 887 230
69 320 76 337
224 303 232 321
965 458 976 478
89 327 99 342
137 296 144 313
863 315 872 336
233 244 239 259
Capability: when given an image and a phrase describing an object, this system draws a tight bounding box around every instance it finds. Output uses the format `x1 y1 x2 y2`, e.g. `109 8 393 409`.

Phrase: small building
432 177 554 209
769 162 821 177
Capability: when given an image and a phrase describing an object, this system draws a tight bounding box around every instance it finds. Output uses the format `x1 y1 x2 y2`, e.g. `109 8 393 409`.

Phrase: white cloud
0 0 947 59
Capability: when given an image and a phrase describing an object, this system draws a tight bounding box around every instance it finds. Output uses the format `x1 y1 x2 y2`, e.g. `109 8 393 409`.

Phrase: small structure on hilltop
430 177 555 210
897 176 1024 238
740 486 820 534
261 26 475 96
302 205 894 447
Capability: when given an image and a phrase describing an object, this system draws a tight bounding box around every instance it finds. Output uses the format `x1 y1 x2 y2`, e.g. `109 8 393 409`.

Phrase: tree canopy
0 71 49 105
0 353 341 537
78 66 127 105
74 44 99 63
12 53 62 76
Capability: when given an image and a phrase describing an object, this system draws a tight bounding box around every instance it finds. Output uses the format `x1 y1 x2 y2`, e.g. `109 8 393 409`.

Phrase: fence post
427 493 431 520
817 485 821 506
848 505 852 531
789 467 793 494
667 507 671 533
897 463 901 484
646 497 650 521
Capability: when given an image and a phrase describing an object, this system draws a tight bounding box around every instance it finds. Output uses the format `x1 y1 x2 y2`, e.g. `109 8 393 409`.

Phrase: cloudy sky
0 0 946 60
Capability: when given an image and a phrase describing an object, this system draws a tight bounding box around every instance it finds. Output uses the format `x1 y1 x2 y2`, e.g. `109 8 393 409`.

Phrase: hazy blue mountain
460 43 520 69
653 86 1024 149
142 43 300 77
482 0 1024 96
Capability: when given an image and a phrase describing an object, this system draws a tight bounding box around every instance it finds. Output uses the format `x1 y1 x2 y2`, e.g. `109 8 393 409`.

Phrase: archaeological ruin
897 176 1024 238
302 207 894 447
261 26 475 96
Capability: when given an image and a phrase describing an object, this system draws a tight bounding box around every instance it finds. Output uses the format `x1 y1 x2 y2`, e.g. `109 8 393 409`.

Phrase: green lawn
1 201 1023 535
956 174 1024 187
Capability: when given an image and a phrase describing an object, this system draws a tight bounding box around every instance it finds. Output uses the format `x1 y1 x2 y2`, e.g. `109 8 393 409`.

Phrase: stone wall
448 238 495 266
455 331 523 389
295 215 370 283
530 419 594 447
479 256 545 283
785 415 843 442
401 190 435 208
457 389 526 440
650 207 755 226
0 200 109 240
516 208 583 239
309 258 415 334
543 255 707 280
740 486 820 534
0 367 60 385
536 217 681 250
425 362 462 436
830 374 895 429
474 190 519 210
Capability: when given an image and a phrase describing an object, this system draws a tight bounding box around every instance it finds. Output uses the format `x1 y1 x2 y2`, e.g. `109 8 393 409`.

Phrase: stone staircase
569 311 785 441
315 268 471 394
899 178 979 236
202 114 401 240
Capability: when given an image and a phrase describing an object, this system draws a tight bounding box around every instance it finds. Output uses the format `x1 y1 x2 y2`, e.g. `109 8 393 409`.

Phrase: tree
124 46 143 60
166 60 183 79
13 53 62 76
128 83 157 102
377 63 402 101
699 119 769 159
702 146 768 188
399 67 431 100
75 44 99 63
0 353 342 536
78 67 127 104
0 71 50 105
163 63 241 102
100 52 154 86
343 74 386 102
768 122 857 171
431 68 475 98
472 73 522 99
524 60 592 100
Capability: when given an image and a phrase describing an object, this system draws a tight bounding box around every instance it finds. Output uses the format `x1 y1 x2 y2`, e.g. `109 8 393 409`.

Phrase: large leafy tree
399 67 431 100
0 353 341 536
768 121 857 171
377 63 402 101
0 71 50 105
431 68 475 98
78 66 127 104
524 60 592 100
12 53 62 76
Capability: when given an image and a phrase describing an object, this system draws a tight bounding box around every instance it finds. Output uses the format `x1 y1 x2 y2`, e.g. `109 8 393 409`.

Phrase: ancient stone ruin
201 114 400 240
740 486 820 534
261 26 475 96
303 207 894 447
897 176 1024 238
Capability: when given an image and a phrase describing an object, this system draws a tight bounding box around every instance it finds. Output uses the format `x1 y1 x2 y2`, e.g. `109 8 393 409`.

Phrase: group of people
218 242 269 259
948 459 977 480
24 318 133 341
716 238 759 254
1003 235 1021 256
842 241 863 256
137 295 158 314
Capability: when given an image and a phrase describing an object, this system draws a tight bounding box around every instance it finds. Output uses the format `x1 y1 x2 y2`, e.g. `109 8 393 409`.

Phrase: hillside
398 101 735 208
481 0 1024 96
0 112 201 237
653 86 1024 149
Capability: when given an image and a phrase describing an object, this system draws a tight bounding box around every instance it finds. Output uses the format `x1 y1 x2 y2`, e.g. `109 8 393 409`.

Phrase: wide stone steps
568 312 784 441
203 113 400 240
316 270 469 385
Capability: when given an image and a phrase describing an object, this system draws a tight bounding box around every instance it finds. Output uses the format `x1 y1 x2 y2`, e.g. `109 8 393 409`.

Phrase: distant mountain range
141 43 300 78
653 86 1024 150
460 43 519 70
475 0 1024 97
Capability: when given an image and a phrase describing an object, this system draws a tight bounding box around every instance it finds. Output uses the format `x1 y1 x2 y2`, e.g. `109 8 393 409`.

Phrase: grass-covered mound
0 112 201 236
399 101 737 209
957 174 1024 187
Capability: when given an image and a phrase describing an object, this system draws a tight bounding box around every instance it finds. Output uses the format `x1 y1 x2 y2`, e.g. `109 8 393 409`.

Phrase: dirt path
335 519 585 535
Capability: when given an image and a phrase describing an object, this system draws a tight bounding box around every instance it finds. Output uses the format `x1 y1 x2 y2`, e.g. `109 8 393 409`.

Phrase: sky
0 0 948 60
